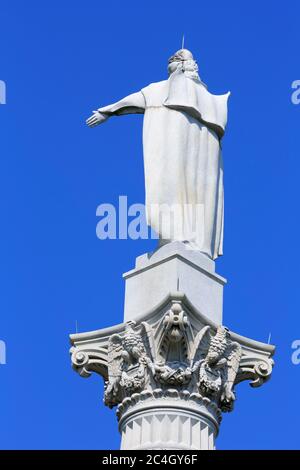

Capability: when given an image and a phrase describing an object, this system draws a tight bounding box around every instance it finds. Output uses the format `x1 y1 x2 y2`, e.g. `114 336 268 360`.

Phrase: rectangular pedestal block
123 242 226 325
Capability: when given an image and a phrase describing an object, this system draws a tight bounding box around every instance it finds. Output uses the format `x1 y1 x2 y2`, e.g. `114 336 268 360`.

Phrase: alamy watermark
291 80 300 105
0 340 6 365
96 196 204 243
0 80 6 104
291 340 300 365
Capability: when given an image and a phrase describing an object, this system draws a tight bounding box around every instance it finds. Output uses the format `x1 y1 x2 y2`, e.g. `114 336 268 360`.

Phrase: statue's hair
168 48 194 64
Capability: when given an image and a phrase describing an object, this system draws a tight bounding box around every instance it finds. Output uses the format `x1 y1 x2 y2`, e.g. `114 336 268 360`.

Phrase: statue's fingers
88 120 98 127
87 116 96 124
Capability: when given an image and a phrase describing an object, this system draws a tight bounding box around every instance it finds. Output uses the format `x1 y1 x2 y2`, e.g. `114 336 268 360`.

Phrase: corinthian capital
70 293 274 420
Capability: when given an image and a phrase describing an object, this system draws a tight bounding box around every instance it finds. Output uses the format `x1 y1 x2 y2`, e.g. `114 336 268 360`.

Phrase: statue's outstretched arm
86 91 146 128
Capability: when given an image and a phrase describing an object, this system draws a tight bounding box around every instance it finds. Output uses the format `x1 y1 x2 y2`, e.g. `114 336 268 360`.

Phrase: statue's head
168 48 199 79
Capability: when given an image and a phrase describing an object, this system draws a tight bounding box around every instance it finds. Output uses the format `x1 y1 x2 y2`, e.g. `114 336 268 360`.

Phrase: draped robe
98 69 230 260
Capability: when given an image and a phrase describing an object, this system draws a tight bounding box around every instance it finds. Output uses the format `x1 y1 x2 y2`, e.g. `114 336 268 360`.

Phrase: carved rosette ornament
70 293 274 449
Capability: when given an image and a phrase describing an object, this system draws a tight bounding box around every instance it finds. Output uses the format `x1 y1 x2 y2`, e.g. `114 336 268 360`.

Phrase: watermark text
0 80 6 105
291 80 300 105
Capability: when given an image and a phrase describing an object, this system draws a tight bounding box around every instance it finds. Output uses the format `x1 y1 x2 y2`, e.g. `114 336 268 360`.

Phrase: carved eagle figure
105 321 155 407
191 326 242 411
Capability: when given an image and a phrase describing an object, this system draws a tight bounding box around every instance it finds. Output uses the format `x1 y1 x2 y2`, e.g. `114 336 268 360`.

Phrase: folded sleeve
98 91 146 116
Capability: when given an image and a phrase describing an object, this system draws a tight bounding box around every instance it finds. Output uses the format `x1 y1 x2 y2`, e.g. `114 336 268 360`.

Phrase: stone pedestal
70 246 275 450
123 242 226 324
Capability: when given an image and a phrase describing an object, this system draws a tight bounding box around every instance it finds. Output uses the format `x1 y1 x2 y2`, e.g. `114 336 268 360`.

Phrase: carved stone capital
70 292 275 420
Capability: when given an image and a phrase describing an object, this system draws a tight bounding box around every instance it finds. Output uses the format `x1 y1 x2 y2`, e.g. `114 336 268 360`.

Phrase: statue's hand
86 110 108 127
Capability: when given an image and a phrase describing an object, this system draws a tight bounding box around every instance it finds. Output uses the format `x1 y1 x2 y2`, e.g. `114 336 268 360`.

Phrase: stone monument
70 49 274 450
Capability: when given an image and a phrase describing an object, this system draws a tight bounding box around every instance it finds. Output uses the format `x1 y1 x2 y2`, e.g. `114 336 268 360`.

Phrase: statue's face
184 59 198 73
168 58 199 79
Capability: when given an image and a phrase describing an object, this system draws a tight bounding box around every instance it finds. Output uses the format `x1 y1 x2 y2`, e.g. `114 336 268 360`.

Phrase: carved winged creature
191 326 242 411
105 313 242 412
105 321 155 407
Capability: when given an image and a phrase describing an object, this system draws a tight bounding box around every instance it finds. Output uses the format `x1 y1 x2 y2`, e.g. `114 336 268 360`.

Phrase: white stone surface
86 49 230 260
119 402 217 450
123 242 226 324
70 292 274 450
72 49 275 451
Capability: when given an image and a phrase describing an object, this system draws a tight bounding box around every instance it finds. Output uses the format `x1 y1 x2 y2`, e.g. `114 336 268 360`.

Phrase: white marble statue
87 49 230 260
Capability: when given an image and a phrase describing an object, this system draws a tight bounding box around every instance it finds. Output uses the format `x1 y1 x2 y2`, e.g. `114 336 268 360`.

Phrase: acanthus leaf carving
70 299 274 416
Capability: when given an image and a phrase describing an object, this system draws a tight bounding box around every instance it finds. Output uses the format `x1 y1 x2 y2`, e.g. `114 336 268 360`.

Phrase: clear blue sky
0 1 299 450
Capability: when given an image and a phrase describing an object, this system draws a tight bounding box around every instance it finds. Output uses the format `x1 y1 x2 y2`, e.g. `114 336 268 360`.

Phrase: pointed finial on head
268 332 272 344
181 34 185 50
